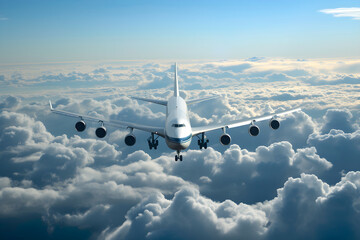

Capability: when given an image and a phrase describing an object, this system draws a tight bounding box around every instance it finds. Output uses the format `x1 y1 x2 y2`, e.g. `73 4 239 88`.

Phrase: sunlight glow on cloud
320 7 360 20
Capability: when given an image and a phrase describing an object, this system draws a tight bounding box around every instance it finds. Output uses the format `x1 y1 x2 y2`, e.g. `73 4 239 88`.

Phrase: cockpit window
172 123 186 128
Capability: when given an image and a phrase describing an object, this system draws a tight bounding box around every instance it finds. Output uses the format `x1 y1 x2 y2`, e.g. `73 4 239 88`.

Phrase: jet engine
125 134 136 146
95 126 107 138
269 118 280 130
248 124 260 136
75 120 86 132
220 133 231 145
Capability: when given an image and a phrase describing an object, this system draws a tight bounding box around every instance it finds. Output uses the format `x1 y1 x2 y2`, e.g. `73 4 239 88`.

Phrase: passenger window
172 123 185 128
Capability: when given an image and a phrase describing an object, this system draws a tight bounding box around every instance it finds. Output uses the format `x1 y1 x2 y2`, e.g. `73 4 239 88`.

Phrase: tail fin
174 63 179 97
49 100 54 110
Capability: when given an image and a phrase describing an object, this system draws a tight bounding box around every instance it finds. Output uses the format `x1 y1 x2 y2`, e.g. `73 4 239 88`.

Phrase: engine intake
220 133 231 145
125 134 136 146
269 119 280 130
249 125 260 136
75 120 86 132
95 126 107 138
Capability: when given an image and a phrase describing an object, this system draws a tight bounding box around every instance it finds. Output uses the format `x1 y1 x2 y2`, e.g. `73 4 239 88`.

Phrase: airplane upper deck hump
174 63 179 97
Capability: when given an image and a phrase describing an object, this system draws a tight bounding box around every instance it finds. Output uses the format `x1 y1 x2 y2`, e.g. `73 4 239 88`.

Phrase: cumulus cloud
0 59 360 239
263 172 360 239
320 109 356 134
168 141 332 203
320 7 360 20
0 96 21 110
0 187 61 216
308 129 360 184
101 172 360 240
102 186 268 240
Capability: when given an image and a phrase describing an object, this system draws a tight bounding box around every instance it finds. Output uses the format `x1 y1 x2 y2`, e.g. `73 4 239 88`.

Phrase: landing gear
148 133 159 150
197 132 209 149
175 151 183 161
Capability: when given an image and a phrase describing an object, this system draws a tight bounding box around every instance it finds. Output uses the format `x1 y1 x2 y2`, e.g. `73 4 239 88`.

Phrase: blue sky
0 0 359 63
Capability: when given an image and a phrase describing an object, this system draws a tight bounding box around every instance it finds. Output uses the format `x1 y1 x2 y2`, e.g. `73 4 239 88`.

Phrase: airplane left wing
49 101 165 137
191 108 301 136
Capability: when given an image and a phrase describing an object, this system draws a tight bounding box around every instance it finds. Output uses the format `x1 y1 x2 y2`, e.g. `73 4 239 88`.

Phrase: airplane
49 63 301 161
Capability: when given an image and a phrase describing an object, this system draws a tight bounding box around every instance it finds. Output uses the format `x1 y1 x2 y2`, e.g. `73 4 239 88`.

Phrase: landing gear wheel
148 133 159 150
198 133 209 150
175 151 182 162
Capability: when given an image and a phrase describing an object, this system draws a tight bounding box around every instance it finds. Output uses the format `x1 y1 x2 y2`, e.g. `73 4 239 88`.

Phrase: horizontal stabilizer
187 95 220 105
131 96 167 106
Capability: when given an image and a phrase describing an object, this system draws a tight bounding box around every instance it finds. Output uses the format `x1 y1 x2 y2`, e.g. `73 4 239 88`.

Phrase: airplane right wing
191 108 301 136
49 101 165 137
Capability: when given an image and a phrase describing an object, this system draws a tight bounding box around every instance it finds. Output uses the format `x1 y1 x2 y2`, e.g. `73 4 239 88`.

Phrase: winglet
49 100 53 110
174 62 179 97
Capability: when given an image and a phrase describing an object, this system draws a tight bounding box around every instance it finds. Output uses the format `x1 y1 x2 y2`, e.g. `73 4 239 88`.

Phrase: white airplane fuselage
165 96 192 151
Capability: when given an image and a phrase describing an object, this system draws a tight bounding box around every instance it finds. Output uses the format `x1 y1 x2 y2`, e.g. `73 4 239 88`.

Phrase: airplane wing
49 101 165 137
191 108 301 136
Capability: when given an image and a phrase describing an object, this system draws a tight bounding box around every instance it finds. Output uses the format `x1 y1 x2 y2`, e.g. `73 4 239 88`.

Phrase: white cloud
0 59 360 238
307 129 360 185
0 187 61 216
0 177 11 189
103 186 268 240
321 109 356 134
101 171 360 240
320 7 360 20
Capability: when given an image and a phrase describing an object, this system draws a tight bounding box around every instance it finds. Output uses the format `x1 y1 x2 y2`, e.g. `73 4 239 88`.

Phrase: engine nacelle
125 134 136 146
269 118 280 130
220 133 231 145
249 125 260 136
75 120 86 132
95 126 107 138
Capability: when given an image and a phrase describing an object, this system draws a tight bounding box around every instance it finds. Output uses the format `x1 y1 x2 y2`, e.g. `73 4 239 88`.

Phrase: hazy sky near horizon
1 0 360 63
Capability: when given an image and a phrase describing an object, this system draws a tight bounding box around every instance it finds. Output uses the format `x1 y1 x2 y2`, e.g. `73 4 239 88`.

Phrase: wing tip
49 100 53 110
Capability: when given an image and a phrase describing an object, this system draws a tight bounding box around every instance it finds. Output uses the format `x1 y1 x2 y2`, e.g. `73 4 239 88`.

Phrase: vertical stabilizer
174 63 179 97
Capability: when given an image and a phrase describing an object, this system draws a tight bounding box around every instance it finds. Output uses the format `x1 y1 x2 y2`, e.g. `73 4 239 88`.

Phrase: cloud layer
0 58 359 239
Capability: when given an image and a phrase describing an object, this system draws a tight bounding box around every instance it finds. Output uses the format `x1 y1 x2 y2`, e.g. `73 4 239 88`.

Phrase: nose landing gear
148 133 159 150
197 132 209 149
175 151 183 161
